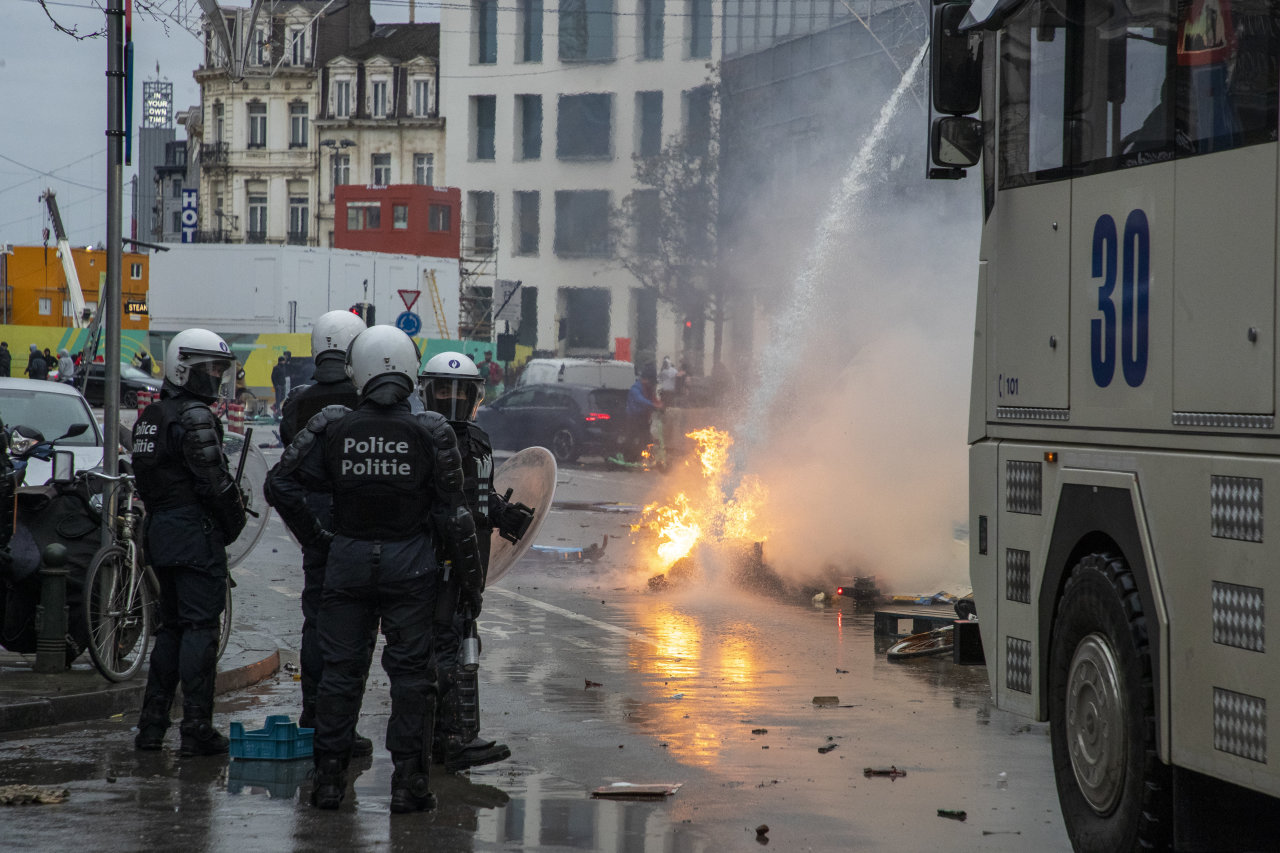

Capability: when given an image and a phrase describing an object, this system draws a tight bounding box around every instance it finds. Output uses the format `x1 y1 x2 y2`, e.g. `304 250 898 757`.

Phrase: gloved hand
493 489 535 544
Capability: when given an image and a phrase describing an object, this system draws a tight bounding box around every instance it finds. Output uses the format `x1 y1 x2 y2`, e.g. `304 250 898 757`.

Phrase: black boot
443 735 511 773
179 718 230 757
390 754 435 813
351 731 374 757
135 698 171 750
311 755 347 810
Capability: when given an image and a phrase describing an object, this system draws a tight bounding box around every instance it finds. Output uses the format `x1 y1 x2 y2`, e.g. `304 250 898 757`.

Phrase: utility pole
104 0 125 488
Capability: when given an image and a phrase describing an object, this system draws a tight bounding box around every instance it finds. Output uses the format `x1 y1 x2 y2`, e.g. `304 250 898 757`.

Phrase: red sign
398 289 421 311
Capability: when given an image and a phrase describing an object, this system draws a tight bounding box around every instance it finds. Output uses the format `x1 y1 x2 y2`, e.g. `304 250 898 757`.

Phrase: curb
0 646 281 736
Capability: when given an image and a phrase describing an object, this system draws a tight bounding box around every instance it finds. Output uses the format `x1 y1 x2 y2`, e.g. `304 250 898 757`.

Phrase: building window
632 189 660 254
371 79 389 118
248 102 267 148
469 191 496 251
554 190 610 257
414 153 435 185
348 201 381 230
394 205 409 229
214 102 224 141
557 93 612 159
332 153 350 200
290 102 309 148
38 298 51 316
685 85 713 155
172 210 182 232
636 91 662 157
559 0 614 61
414 79 434 116
252 28 268 65
640 0 664 59
514 191 539 255
517 94 542 160
247 194 267 240
335 79 352 118
130 262 143 279
429 204 452 232
290 25 308 65
689 0 712 58
172 179 183 198
371 153 391 186
519 0 544 62
289 196 309 243
475 0 498 63
473 95 497 160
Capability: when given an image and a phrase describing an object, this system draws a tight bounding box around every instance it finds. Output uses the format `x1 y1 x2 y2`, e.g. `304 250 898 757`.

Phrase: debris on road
756 824 769 838
590 782 683 800
584 679 603 688
835 668 849 673
937 809 967 821
0 785 69 805
818 743 838 754
812 696 839 706
863 766 907 779
529 536 609 563
751 728 768 734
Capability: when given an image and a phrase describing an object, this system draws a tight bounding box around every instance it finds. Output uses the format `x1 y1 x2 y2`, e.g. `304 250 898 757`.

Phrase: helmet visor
181 352 236 401
422 377 484 421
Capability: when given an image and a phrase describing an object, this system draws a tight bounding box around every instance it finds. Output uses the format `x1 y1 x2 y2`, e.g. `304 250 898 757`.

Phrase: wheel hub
1066 632 1128 814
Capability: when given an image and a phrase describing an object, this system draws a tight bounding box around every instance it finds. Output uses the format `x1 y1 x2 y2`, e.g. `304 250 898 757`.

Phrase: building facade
438 0 721 366
0 246 150 329
334 184 460 257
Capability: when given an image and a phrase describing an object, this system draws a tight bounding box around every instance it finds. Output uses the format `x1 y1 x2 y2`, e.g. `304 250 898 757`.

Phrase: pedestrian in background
0 342 12 377
132 329 245 756
23 345 47 381
625 364 663 462
57 349 74 385
271 356 287 418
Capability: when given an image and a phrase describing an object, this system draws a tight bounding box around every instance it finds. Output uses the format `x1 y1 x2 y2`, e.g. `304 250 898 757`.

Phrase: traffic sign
395 311 422 336
398 289 421 311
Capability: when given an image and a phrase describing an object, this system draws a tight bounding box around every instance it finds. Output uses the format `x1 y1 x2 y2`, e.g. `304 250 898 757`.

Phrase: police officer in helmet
419 352 533 772
266 327 483 813
279 309 375 757
133 329 246 755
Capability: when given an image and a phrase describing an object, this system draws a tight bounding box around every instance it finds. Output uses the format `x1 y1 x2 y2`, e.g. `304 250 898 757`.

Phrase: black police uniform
431 421 525 770
266 385 482 811
278 355 360 735
133 382 246 753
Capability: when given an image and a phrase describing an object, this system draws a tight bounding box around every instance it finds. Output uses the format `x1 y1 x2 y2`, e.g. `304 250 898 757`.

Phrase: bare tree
613 75 727 370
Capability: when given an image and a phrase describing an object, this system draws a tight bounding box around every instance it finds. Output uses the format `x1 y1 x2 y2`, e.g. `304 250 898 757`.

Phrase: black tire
887 626 954 660
83 544 153 682
550 428 578 463
122 390 138 408
1049 552 1170 852
216 582 232 662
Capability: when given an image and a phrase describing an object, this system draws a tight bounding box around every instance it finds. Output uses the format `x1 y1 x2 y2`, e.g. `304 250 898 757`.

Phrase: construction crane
40 189 92 329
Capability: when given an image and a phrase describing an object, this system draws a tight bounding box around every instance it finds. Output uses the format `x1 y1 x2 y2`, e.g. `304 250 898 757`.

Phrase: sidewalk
0 627 280 735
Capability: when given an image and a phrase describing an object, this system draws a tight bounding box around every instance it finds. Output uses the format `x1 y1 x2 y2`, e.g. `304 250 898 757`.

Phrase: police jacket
266 394 482 590
131 382 247 563
279 357 358 447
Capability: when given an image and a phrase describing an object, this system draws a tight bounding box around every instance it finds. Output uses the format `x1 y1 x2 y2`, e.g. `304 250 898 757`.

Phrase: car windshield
588 389 627 415
120 365 153 382
0 388 100 446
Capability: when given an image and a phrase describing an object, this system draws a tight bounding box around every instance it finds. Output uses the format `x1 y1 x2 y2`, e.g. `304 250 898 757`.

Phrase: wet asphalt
0 449 1072 852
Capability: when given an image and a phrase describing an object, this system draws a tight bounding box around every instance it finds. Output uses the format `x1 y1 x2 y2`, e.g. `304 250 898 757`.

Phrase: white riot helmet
345 326 420 394
165 328 236 403
311 309 367 360
419 351 485 422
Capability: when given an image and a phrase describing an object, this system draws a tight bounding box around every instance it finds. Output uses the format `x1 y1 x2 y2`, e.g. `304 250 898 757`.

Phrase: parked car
516 358 635 391
0 378 104 485
476 383 628 463
75 361 162 407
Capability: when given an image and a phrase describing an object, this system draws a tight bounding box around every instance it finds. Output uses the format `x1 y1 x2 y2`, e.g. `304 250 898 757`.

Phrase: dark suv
476 383 627 463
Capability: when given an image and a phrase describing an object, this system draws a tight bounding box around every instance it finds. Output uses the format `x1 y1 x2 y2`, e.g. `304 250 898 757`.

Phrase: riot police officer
266 326 483 813
418 352 533 772
133 329 246 756
278 309 374 756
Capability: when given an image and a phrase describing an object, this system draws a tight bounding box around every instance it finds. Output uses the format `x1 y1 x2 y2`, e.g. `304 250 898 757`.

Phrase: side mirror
59 423 91 441
51 450 75 484
932 3 982 116
932 116 983 168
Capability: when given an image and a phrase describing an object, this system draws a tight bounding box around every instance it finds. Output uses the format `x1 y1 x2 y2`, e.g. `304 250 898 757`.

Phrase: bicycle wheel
222 434 271 569
216 581 233 662
887 626 954 661
84 545 153 681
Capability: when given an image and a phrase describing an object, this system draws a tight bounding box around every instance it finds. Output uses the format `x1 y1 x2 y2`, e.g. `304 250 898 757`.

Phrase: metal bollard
34 543 70 673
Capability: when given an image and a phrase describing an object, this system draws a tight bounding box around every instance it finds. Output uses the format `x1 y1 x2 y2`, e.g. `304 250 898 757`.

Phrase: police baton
234 427 259 518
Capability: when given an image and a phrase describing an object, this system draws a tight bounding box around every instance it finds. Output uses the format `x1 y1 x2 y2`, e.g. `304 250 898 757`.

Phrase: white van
517 358 635 390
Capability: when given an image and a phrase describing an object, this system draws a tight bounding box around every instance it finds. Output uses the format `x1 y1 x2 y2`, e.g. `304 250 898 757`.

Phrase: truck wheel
1049 552 1170 852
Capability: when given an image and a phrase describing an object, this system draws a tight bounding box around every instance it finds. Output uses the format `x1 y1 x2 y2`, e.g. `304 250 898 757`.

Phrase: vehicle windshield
120 365 153 382
0 388 101 446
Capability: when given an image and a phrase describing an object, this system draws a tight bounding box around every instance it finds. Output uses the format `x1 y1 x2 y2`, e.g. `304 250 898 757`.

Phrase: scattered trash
811 592 826 604
669 693 684 700
105 777 116 784
982 831 1022 836
283 662 299 673
937 809 967 821
835 668 849 674
529 536 609 563
0 785 69 805
585 679 603 688
812 696 839 707
751 728 768 735
889 591 958 605
590 782 683 800
229 715 313 760
863 766 907 779
756 824 769 838
818 743 838 754
996 771 1008 789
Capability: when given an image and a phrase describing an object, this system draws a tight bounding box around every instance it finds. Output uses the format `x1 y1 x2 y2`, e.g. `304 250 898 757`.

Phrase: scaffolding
458 217 496 341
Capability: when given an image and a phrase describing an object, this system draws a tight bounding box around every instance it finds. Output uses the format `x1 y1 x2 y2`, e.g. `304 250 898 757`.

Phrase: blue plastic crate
229 715 314 760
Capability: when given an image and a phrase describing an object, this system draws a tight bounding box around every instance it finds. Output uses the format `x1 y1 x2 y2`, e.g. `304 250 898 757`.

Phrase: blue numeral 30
1090 210 1149 388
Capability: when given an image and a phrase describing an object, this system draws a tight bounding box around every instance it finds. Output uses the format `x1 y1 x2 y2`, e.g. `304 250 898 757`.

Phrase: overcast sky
1 0 420 248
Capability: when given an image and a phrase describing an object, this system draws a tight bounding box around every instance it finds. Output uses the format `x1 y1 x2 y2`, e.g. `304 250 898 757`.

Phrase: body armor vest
132 394 210 510
325 406 433 540
456 423 493 530
281 377 358 446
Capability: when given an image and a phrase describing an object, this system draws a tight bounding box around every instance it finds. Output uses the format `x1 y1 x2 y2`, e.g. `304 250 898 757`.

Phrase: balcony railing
200 142 229 165
192 230 231 244
246 230 267 244
286 230 309 246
